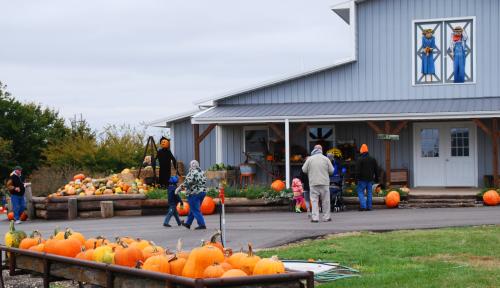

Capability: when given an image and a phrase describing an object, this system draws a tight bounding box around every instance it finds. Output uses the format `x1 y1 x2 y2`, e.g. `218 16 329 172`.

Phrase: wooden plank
31 197 47 204
77 201 102 211
48 194 146 203
68 198 78 220
78 211 102 218
198 124 216 143
493 118 498 187
141 199 168 208
194 124 200 162
366 121 383 134
268 123 284 140
391 121 408 135
100 201 114 218
45 202 69 211
35 209 47 219
25 184 35 220
115 210 142 217
113 200 143 210
35 203 47 210
473 119 492 136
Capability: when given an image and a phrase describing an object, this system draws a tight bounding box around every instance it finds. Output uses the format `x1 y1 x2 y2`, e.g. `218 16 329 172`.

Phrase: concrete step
400 202 480 209
409 194 476 200
407 198 477 204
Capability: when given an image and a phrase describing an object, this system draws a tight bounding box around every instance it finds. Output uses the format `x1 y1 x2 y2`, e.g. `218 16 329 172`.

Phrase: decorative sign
377 134 400 141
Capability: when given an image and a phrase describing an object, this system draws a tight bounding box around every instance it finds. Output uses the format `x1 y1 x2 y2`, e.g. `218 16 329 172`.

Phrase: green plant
207 163 234 171
145 188 167 200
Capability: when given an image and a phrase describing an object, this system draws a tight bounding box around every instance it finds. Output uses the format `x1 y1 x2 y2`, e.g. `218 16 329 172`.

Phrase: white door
413 122 477 187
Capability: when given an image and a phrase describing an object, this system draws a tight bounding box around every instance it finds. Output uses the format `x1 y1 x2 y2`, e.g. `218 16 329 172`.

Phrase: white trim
170 123 175 155
216 125 223 163
192 111 500 125
411 16 476 86
285 119 291 189
242 126 270 154
145 110 199 127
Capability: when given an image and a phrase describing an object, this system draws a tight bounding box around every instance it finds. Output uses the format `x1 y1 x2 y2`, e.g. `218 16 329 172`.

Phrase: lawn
258 226 500 288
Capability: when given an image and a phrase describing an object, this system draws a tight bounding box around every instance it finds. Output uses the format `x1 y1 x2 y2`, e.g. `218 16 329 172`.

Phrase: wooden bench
390 169 409 187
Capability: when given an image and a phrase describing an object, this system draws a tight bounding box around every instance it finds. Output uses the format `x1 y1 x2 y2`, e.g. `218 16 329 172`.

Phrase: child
163 176 183 227
292 178 305 213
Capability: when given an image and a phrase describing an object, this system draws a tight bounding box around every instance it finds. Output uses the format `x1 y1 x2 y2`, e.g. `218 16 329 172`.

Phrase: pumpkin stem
270 255 280 261
176 239 183 253
167 255 177 263
64 228 73 239
135 260 143 269
209 230 222 244
247 243 254 257
30 230 42 239
53 227 60 236
9 220 15 232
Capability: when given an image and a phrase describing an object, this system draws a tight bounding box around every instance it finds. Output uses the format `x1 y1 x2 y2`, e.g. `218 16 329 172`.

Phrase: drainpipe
285 119 291 189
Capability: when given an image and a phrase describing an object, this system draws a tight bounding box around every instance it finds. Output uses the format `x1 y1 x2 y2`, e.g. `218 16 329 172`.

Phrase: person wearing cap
8 166 26 224
156 136 178 188
302 145 334 223
163 175 183 227
355 144 379 211
448 26 468 83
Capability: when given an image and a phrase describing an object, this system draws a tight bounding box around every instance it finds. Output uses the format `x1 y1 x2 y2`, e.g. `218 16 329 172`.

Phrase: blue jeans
303 191 310 211
163 205 181 226
185 192 206 227
11 194 26 221
357 181 373 209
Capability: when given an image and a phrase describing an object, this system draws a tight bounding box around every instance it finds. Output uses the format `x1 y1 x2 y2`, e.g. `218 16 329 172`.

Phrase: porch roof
192 97 500 124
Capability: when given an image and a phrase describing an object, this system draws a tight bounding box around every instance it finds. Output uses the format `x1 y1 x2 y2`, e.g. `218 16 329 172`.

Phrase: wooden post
493 118 499 187
25 183 35 220
285 119 291 189
385 121 391 187
68 198 78 220
100 201 114 218
193 124 200 162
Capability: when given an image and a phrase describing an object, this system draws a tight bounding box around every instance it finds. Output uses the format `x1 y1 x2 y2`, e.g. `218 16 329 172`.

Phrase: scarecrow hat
422 28 434 35
14 165 23 171
453 26 463 32
160 136 170 142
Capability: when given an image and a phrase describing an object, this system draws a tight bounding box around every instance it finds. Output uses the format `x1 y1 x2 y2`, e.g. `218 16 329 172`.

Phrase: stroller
329 158 347 212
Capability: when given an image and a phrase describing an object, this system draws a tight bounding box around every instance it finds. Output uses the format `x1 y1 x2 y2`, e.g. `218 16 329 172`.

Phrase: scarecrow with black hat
448 25 468 83
156 137 178 187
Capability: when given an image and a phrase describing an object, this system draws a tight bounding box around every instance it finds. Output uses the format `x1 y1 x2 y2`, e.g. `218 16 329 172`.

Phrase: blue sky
0 0 351 132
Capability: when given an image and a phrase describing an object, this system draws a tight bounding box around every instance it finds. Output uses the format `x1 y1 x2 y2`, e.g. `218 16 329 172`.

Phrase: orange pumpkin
73 174 85 181
177 201 190 216
19 231 44 250
228 250 247 269
201 196 216 215
29 243 45 253
271 180 286 192
43 238 60 254
117 236 136 245
182 245 225 278
85 237 109 250
204 231 224 252
58 238 82 258
66 229 85 246
76 249 95 261
253 256 285 275
385 191 400 208
142 244 165 260
114 243 144 267
220 262 233 271
7 212 14 221
169 257 187 276
142 255 171 274
130 239 151 251
483 190 500 206
20 211 28 221
239 244 261 275
203 263 226 278
221 269 247 278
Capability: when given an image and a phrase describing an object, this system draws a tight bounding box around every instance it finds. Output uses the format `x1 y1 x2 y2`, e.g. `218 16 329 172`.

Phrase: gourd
93 246 115 264
4 221 27 248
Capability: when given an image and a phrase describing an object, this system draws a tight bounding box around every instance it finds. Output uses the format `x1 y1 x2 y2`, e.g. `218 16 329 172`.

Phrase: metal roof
145 110 200 127
192 97 500 124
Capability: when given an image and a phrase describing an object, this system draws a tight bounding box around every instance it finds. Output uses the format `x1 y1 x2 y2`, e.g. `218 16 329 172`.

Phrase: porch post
384 121 391 187
216 125 223 164
193 124 200 162
285 119 291 189
493 119 498 187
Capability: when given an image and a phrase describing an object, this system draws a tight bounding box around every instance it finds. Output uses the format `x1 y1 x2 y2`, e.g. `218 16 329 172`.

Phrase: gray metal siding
219 0 500 105
220 125 244 166
173 119 216 171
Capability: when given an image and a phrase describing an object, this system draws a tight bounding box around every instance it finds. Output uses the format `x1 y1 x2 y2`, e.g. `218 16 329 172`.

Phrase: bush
145 187 167 200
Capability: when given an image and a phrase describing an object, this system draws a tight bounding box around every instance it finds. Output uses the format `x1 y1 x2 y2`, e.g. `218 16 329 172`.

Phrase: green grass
258 226 500 288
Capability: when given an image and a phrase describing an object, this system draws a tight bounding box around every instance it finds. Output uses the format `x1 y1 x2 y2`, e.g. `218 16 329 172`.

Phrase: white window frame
307 125 336 152
412 16 476 86
242 126 269 153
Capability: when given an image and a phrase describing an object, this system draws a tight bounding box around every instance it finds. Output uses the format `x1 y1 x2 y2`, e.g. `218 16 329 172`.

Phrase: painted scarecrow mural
414 18 474 85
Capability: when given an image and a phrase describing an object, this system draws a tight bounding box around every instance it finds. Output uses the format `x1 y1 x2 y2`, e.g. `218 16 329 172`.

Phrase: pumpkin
228 250 247 269
93 246 115 264
76 249 95 261
4 221 27 248
73 174 85 181
169 256 187 276
142 255 171 274
7 212 14 221
142 244 165 260
66 229 85 246
221 269 247 278
483 190 500 206
29 243 45 252
253 256 285 275
117 236 136 245
67 187 76 195
177 201 190 216
239 244 261 275
203 263 226 278
103 189 114 195
204 231 224 252
7 211 28 221
57 235 82 258
19 231 44 250
182 245 225 278
130 239 151 251
385 191 400 208
114 242 144 267
220 262 233 271
201 196 216 215
85 237 109 250
43 238 59 254
271 180 286 192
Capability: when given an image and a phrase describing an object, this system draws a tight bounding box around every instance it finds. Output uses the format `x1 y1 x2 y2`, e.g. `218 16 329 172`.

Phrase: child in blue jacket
163 176 183 227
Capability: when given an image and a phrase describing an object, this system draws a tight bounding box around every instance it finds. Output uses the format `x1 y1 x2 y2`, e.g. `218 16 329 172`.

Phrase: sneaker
311 220 319 223
181 221 191 229
163 224 172 227
295 207 302 213
194 226 207 230
358 208 365 211
324 218 332 222
15 220 21 225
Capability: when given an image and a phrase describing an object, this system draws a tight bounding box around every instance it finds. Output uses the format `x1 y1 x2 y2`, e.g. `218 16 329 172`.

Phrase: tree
0 81 69 178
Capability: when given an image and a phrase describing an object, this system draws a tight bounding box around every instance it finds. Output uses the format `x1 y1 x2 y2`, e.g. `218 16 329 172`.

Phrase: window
243 126 269 158
421 128 439 157
307 126 335 153
413 17 474 85
451 128 469 157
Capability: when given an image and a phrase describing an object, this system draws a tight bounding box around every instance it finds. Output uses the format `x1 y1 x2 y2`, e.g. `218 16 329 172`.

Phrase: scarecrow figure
421 29 436 82
448 26 468 83
157 136 178 187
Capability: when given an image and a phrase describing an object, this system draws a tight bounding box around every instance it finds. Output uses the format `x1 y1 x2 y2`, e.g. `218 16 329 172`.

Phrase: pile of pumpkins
176 196 216 216
4 222 285 279
49 169 150 198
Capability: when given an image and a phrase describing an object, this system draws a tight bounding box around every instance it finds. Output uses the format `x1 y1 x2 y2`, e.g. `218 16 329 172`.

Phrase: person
291 178 305 213
8 166 26 224
181 160 207 230
299 168 311 217
421 29 436 82
163 176 183 227
302 145 334 223
355 144 379 211
448 26 468 83
156 136 178 188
